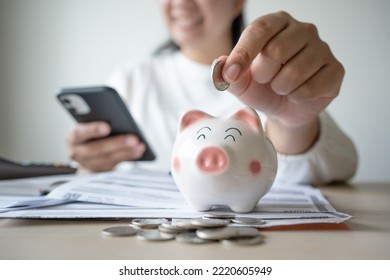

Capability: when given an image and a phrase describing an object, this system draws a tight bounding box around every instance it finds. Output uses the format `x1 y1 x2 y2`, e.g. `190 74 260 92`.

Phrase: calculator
0 157 77 180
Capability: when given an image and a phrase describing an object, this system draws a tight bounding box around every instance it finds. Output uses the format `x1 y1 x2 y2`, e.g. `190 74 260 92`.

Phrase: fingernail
224 63 241 82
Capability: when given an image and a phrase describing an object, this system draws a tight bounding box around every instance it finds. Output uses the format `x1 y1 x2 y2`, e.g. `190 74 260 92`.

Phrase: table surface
1 182 389 260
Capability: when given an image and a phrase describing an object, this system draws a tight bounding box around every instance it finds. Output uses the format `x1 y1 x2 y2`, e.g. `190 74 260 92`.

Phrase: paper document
0 173 75 196
48 169 188 208
0 168 351 227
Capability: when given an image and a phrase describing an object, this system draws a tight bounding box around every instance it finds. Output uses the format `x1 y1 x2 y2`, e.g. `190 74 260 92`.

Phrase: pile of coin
102 214 266 246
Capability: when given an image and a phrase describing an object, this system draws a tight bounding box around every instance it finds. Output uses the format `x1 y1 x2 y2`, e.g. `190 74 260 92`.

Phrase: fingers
288 59 344 104
224 11 344 105
73 135 146 172
66 122 146 172
69 134 142 161
223 11 291 83
250 53 282 84
66 122 111 145
270 40 328 96
250 20 310 84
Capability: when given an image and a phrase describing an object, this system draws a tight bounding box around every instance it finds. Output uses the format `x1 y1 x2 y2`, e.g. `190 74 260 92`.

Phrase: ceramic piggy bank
171 107 277 213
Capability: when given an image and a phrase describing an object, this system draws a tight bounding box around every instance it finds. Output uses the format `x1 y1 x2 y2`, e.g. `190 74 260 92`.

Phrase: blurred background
0 0 389 182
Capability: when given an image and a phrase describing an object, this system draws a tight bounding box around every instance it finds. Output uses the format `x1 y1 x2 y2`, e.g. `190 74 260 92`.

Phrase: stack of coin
102 214 266 246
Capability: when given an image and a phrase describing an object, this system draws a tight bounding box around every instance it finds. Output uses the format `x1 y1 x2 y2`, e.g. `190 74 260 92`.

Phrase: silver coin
102 226 138 237
211 59 230 91
136 230 175 241
171 219 199 230
158 222 189 233
222 235 264 246
191 218 230 228
196 226 260 240
232 217 266 225
131 218 168 229
203 213 236 220
176 232 215 244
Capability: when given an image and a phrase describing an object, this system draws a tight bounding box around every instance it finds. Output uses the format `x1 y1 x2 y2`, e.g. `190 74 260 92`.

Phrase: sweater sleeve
274 111 358 185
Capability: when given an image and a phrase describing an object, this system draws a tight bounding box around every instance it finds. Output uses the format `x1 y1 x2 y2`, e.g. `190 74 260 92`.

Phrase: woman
66 0 357 184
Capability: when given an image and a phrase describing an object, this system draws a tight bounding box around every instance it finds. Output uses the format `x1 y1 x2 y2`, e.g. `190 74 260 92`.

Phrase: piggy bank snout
196 146 228 173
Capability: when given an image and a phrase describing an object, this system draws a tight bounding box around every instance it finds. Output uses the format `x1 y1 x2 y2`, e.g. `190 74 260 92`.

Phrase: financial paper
0 168 351 227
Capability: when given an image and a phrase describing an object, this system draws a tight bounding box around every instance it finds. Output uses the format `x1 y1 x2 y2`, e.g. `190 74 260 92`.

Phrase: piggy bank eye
196 126 211 140
224 135 236 142
224 127 241 142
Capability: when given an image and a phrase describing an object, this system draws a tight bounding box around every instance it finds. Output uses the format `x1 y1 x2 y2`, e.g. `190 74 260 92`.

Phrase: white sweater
107 51 358 184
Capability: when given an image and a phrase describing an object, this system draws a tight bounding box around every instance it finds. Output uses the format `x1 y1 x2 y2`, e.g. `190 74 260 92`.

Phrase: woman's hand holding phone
57 86 155 172
66 121 146 172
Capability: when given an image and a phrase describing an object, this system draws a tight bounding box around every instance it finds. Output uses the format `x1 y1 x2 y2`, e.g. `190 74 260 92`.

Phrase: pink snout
196 146 228 173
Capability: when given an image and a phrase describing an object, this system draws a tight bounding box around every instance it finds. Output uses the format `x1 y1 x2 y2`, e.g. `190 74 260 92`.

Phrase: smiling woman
52 0 359 184
1 1 388 182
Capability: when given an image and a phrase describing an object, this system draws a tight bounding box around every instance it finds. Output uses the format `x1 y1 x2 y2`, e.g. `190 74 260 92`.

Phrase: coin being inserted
211 59 230 91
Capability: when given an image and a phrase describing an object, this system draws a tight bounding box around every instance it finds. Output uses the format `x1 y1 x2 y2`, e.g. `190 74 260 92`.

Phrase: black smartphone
57 86 156 161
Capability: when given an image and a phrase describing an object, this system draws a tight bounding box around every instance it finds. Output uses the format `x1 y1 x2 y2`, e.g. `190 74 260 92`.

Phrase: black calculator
0 157 77 180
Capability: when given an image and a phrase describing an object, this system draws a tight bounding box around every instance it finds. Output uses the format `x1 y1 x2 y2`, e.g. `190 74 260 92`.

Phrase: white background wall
0 0 389 182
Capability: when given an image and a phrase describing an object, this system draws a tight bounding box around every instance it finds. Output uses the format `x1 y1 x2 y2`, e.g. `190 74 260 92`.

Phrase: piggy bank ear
179 110 210 132
232 107 262 132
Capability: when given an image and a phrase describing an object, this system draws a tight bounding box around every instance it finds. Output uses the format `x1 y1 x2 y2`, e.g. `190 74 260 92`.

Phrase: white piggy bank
171 107 277 213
